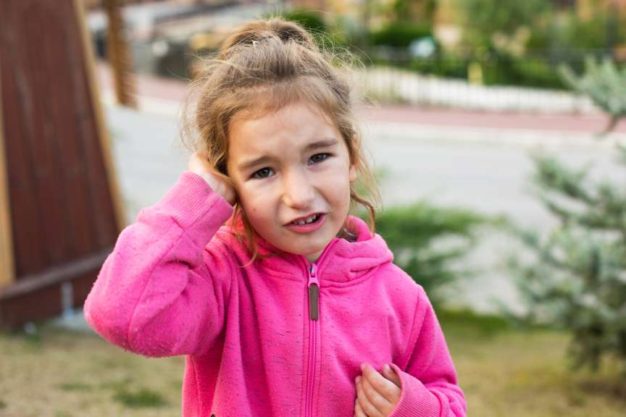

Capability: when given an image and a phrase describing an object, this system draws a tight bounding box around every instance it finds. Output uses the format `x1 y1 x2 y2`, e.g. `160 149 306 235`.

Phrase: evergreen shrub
369 22 432 48
375 203 486 306
509 153 626 375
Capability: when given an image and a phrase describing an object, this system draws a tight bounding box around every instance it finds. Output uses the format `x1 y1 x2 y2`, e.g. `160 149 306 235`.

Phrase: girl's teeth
294 214 318 225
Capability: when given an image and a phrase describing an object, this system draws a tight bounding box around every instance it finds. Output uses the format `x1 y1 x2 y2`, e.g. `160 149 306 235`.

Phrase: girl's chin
304 250 324 263
276 240 329 261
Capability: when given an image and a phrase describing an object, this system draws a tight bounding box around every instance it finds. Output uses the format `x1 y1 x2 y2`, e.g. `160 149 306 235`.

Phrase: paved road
362 121 626 224
359 122 626 312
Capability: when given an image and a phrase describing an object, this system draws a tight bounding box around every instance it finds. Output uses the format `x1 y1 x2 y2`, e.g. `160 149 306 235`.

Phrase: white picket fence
355 66 597 114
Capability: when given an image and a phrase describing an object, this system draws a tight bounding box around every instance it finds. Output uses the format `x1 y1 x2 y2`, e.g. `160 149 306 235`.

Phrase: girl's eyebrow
238 155 273 172
305 138 338 151
237 138 338 172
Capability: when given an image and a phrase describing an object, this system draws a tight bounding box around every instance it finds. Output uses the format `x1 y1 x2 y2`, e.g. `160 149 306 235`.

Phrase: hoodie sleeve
83 171 235 358
388 287 467 417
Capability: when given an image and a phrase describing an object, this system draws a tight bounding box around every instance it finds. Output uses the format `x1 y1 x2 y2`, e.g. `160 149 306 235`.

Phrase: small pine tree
560 57 626 135
376 203 486 307
509 150 626 375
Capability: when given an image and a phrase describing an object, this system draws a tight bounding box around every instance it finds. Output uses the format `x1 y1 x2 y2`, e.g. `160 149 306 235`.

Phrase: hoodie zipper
304 262 320 417
308 263 320 320
302 240 339 417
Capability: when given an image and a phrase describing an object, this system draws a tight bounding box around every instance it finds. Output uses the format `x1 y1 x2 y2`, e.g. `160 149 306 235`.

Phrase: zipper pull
308 264 319 321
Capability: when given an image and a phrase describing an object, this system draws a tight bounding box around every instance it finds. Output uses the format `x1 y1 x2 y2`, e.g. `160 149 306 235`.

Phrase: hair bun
219 18 317 57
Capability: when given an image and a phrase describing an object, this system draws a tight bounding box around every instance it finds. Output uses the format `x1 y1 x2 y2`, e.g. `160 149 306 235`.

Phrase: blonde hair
182 17 379 256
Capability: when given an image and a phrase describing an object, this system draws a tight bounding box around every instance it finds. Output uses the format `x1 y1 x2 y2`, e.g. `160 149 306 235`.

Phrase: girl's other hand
188 151 236 205
354 363 401 417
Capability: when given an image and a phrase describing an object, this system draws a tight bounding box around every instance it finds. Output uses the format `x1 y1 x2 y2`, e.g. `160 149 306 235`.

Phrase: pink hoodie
84 172 466 417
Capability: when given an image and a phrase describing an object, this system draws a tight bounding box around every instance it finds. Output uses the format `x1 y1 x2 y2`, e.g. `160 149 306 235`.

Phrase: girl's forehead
229 102 340 148
233 99 333 127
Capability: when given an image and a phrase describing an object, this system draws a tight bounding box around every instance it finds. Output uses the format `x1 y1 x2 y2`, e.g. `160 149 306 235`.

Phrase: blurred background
1 0 626 416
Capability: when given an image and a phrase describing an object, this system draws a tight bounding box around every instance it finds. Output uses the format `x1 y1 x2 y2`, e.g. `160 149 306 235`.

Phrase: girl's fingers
354 396 368 417
382 364 402 388
187 151 236 204
361 364 402 406
356 376 384 417
356 376 386 417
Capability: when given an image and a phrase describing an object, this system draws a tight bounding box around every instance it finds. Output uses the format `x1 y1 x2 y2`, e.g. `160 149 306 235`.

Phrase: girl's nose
282 170 315 209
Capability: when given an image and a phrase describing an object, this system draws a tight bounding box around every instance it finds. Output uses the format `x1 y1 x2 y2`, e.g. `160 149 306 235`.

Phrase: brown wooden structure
0 0 124 328
104 0 138 108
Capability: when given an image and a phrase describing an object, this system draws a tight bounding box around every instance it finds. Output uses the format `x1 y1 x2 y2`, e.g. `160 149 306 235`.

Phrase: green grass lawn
0 312 624 417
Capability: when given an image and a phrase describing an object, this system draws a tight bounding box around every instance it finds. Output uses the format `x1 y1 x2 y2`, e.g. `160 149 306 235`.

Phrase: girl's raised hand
354 363 402 417
188 151 236 205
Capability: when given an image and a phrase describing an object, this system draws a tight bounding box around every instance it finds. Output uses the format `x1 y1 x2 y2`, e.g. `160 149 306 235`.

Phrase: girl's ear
349 164 357 182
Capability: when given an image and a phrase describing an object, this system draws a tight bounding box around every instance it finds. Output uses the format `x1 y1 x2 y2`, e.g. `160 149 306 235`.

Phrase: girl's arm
387 287 467 417
84 170 235 358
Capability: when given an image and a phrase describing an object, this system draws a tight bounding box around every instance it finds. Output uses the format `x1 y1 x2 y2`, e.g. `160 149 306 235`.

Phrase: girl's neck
337 226 357 242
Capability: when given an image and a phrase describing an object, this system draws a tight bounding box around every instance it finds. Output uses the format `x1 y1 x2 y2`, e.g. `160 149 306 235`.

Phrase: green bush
369 22 432 48
275 8 354 53
409 54 469 79
511 57 568 89
279 8 327 35
559 12 613 51
456 0 551 52
560 57 626 134
375 203 486 306
508 152 626 375
481 53 567 89
525 11 612 74
407 52 566 89
388 0 437 23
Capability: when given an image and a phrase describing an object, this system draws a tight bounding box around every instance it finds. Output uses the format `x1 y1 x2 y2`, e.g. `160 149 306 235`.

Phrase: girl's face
226 101 356 262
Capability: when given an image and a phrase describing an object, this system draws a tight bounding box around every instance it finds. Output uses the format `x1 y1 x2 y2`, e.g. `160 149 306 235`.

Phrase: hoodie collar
227 215 394 284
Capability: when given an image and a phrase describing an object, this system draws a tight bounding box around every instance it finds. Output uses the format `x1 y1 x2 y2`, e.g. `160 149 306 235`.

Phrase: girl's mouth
290 213 321 226
285 213 326 233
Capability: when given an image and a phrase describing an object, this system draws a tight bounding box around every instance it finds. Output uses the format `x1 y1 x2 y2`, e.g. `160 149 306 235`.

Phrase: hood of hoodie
222 214 394 285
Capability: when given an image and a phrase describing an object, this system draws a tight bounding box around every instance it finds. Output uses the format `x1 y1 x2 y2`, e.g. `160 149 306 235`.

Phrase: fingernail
360 363 366 371
384 364 391 373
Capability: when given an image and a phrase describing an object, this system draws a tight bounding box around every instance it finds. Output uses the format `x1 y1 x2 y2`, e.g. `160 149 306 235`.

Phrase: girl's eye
309 153 330 164
251 167 274 179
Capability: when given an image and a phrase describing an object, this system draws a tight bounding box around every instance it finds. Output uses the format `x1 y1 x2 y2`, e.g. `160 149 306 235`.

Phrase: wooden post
76 0 126 231
0 0 124 328
0 81 15 288
104 0 137 108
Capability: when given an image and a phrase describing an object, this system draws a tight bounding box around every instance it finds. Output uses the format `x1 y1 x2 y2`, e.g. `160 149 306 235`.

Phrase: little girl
84 18 466 417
